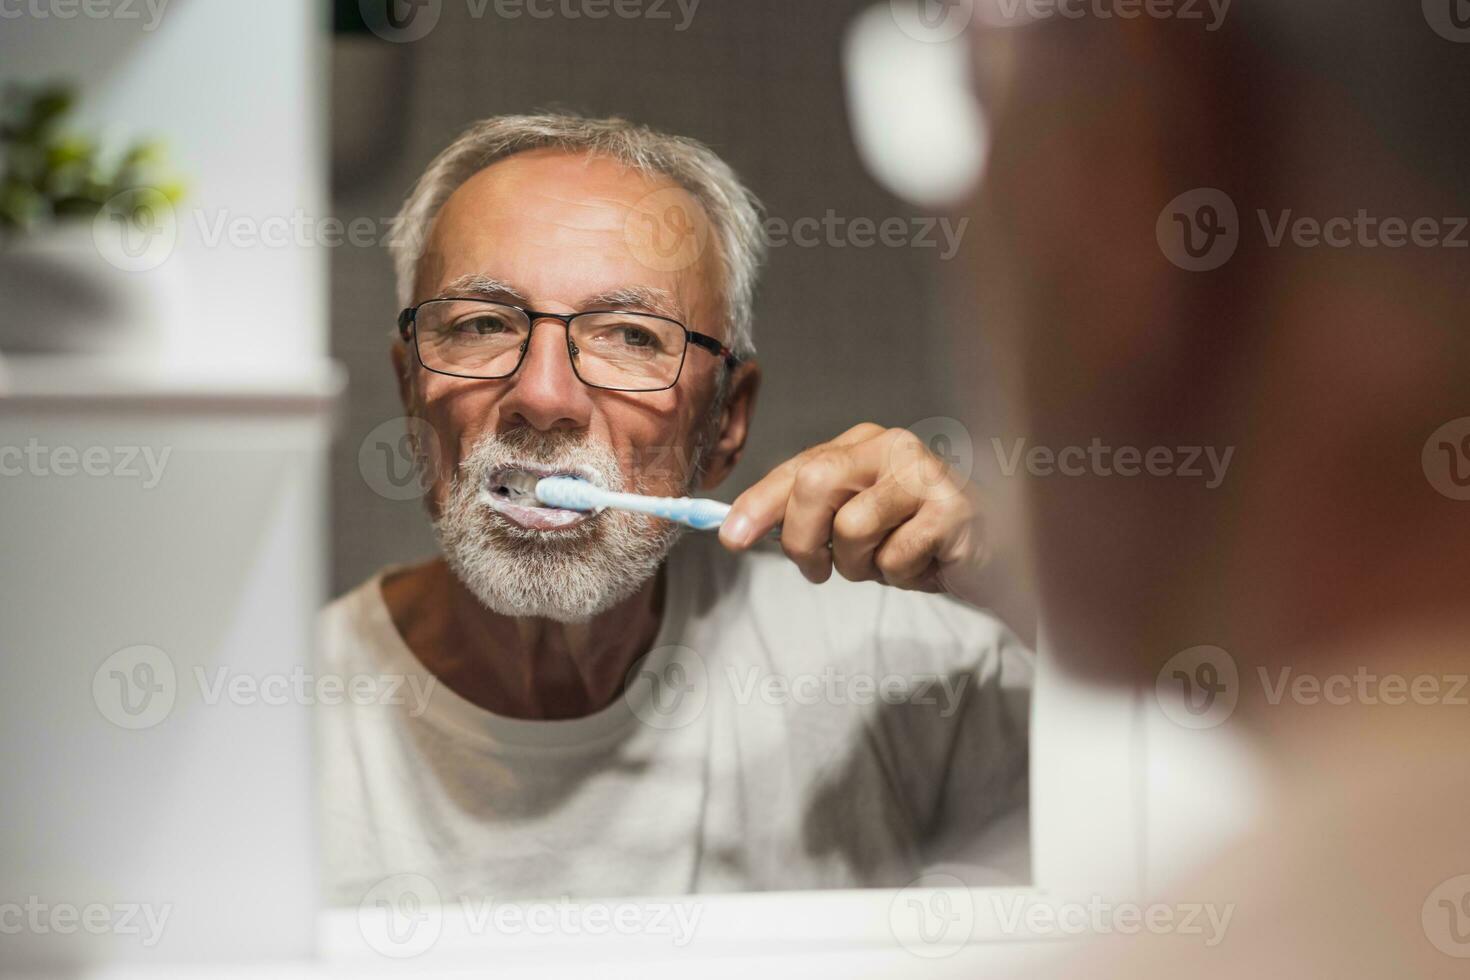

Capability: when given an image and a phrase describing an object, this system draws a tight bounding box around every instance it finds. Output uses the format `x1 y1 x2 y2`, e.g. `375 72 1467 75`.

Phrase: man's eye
455 316 509 336
615 326 657 348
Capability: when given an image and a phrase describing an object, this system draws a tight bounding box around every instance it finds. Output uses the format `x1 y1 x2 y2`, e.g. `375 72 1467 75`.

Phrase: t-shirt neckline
355 545 692 755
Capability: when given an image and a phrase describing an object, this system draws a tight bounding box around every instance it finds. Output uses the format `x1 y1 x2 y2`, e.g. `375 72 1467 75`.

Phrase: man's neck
381 558 665 720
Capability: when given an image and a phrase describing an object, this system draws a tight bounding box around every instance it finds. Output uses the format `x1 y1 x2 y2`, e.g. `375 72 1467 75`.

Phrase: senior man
319 114 1032 905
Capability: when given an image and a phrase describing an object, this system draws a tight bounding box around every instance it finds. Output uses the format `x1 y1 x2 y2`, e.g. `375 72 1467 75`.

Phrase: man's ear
391 339 415 412
698 360 760 491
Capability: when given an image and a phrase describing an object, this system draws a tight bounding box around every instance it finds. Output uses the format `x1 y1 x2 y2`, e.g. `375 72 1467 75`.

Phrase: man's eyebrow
435 275 531 305
581 286 686 322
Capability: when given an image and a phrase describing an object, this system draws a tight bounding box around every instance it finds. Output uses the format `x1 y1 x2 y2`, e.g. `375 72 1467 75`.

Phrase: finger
780 451 872 583
830 478 923 583
719 423 887 550
871 513 950 591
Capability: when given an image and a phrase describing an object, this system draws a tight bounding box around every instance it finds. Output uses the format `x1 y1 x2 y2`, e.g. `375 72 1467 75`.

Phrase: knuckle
791 457 842 500
831 501 875 542
891 428 926 454
873 543 906 576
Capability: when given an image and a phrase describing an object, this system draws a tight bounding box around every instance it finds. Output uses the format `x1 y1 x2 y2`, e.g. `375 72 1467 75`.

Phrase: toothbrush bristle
535 476 601 512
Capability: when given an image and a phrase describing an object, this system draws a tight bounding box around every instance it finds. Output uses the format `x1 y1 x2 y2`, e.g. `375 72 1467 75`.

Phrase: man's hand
718 423 990 598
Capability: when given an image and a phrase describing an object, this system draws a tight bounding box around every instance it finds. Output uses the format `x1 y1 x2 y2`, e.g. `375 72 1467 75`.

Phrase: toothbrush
535 476 735 531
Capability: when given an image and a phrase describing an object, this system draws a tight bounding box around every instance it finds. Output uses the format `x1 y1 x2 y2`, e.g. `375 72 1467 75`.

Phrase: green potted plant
0 83 186 356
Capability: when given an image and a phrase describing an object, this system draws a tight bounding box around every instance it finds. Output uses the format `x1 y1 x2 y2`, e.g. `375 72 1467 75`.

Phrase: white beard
430 428 699 623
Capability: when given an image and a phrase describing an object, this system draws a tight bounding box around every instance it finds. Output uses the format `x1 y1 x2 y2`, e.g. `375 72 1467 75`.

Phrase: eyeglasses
398 299 740 393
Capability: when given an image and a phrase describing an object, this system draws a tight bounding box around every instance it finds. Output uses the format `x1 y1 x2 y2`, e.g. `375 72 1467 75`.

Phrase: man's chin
437 516 683 623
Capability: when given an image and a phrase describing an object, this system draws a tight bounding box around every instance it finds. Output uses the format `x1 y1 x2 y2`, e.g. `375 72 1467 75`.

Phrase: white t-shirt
317 534 1032 907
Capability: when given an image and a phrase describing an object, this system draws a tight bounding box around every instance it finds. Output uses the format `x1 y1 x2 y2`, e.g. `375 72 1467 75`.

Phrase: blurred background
327 0 974 593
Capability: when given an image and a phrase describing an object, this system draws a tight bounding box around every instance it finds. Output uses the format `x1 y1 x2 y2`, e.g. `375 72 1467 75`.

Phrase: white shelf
0 355 345 413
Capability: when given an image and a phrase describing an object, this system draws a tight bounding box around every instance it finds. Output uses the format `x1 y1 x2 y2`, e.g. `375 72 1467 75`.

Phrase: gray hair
389 113 765 358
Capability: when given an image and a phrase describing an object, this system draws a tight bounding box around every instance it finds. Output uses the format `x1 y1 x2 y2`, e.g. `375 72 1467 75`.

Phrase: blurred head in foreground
948 0 1470 975
962 0 1470 689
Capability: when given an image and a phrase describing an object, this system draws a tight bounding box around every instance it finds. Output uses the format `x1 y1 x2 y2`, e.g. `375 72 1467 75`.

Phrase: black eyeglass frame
398 298 741 392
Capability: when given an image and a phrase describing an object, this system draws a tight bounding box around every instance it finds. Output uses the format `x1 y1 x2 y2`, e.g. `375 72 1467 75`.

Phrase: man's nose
497 319 595 433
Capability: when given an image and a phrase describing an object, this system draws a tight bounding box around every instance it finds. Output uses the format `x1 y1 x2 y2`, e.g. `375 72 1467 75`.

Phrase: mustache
458 427 627 493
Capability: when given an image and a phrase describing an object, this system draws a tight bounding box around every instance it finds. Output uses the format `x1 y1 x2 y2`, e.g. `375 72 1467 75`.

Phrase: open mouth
479 465 603 531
